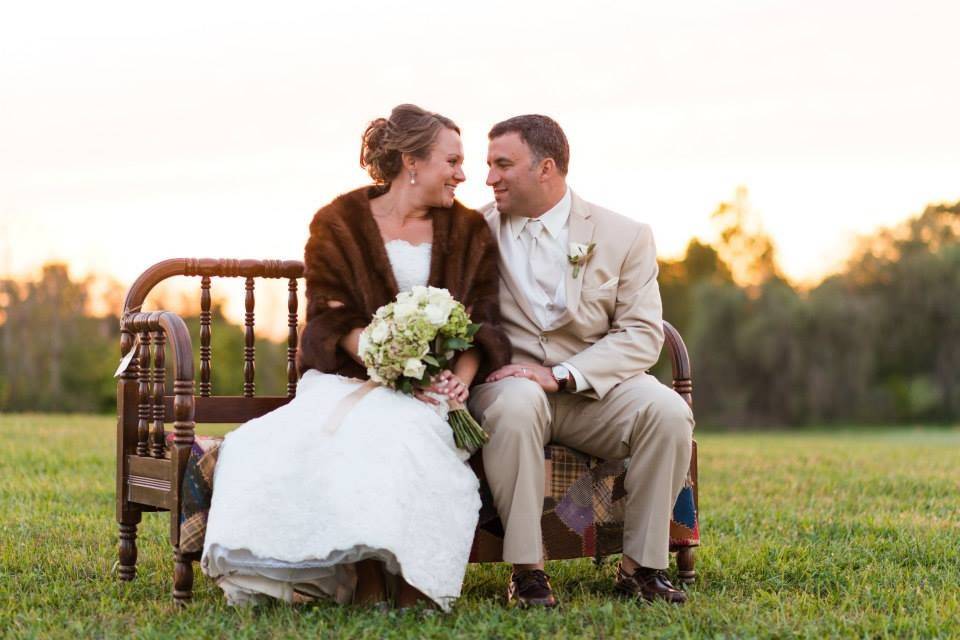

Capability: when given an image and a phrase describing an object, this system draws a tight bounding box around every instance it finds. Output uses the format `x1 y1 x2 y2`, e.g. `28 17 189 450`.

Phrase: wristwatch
551 364 572 392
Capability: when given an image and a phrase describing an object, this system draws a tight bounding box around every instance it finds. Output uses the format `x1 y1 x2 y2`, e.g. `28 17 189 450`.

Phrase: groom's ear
537 157 557 182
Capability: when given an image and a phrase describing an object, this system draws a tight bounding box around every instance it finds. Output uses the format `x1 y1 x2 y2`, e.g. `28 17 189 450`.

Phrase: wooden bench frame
115 258 698 604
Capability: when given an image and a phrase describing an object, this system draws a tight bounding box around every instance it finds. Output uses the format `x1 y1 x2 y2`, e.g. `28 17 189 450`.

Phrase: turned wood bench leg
173 548 194 605
117 512 141 581
676 546 696 584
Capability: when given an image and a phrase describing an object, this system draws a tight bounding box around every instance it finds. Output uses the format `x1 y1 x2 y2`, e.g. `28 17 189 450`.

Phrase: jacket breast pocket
579 286 618 325
580 285 617 302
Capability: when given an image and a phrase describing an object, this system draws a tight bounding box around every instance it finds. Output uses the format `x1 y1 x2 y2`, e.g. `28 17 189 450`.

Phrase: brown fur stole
297 186 511 383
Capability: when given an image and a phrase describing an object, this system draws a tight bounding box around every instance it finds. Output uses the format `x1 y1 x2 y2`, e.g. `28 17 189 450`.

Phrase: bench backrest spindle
287 278 298 398
151 331 166 458
243 277 255 397
136 332 152 457
200 276 212 397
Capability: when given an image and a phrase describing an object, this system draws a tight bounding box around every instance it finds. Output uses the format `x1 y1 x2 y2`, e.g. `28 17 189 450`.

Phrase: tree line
657 192 960 427
0 268 291 413
2 193 958 427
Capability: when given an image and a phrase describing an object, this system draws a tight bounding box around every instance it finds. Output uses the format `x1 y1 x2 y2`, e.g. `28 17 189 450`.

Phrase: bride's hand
423 370 469 404
412 388 441 405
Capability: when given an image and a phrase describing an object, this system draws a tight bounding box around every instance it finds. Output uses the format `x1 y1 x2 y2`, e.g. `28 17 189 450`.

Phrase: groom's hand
485 363 559 393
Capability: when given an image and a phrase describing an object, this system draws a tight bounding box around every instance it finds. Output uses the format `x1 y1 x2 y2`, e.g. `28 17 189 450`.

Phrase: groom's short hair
489 115 569 176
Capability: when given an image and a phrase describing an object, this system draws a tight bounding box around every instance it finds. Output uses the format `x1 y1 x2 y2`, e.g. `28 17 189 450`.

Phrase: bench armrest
663 320 693 410
122 309 196 463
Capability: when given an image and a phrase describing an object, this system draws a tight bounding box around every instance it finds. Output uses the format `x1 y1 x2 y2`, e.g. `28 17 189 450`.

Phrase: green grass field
1 414 958 639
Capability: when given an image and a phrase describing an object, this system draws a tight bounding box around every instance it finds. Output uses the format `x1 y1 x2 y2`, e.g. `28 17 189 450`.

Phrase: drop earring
409 171 416 185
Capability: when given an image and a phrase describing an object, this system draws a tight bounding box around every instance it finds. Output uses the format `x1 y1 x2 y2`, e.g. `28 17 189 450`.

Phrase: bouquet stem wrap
446 400 488 450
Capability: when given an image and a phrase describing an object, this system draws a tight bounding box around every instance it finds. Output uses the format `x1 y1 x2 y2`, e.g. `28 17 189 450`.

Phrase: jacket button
539 334 548 344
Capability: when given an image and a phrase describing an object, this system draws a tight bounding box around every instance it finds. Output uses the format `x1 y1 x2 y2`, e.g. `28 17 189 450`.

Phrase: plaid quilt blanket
170 433 699 561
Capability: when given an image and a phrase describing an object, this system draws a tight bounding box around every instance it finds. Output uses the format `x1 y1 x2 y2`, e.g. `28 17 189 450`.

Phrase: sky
2 1 959 310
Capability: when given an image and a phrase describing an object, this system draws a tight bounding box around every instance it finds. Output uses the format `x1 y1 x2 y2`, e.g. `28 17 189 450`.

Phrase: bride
201 104 511 611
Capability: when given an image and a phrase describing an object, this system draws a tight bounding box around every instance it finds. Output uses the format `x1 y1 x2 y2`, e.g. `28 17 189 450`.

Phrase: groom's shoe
507 569 558 609
614 563 688 604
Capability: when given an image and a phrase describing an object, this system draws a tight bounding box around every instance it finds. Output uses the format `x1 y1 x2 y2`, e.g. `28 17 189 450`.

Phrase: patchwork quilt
169 433 699 561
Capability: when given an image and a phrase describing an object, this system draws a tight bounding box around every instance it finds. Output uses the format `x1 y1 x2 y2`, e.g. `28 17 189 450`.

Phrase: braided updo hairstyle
360 104 460 184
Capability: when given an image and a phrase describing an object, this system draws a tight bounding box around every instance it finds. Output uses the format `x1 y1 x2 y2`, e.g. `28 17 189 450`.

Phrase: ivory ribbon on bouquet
321 380 379 435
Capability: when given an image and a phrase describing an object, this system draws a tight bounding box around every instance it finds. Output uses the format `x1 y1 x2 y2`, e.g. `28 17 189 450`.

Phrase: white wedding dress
202 240 481 611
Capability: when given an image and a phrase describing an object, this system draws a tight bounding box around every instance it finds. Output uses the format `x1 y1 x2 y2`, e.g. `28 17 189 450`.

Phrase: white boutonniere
568 242 596 278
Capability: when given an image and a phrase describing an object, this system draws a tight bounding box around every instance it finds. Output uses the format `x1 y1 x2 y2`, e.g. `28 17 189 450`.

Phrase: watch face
552 365 569 381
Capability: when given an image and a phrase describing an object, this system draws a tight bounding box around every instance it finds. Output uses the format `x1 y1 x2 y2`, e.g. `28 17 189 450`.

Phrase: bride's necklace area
373 210 432 251
371 194 430 226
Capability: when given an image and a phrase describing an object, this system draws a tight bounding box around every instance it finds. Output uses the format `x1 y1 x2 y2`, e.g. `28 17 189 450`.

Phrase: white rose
427 287 453 305
569 242 590 258
410 285 430 303
403 357 426 379
367 368 384 384
395 291 412 304
427 289 457 318
424 303 451 326
393 301 418 319
370 321 389 343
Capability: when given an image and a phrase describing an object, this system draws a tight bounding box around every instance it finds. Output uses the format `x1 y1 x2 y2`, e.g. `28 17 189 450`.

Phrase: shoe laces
515 569 551 591
654 570 675 586
623 565 675 589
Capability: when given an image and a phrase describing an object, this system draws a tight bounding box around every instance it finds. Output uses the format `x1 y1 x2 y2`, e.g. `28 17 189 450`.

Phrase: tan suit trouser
469 374 693 569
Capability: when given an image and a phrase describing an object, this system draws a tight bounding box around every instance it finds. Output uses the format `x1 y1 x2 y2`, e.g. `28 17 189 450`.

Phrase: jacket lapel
561 191 595 318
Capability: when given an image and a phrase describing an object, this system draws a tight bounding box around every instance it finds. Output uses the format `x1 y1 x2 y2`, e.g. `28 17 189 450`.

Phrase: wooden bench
115 258 699 604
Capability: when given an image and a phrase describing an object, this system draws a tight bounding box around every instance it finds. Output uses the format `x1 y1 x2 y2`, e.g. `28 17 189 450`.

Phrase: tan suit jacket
481 191 665 400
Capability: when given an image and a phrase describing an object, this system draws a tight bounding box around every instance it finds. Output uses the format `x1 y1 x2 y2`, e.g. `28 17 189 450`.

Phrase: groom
469 115 694 607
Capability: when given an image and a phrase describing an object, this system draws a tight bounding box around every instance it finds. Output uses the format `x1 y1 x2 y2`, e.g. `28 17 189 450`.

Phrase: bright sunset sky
2 1 959 296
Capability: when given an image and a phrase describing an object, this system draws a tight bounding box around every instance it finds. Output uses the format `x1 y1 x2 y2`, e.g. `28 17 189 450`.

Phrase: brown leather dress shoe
507 569 559 608
614 563 688 604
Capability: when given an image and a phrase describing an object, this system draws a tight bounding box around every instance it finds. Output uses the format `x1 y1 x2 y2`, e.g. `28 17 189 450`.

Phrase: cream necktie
524 219 558 300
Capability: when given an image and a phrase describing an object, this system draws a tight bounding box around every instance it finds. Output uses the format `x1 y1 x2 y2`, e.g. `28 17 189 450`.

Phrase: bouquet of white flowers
357 286 489 450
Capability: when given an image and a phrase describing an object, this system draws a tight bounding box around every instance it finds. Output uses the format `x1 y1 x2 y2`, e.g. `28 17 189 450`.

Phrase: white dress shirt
499 188 591 392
